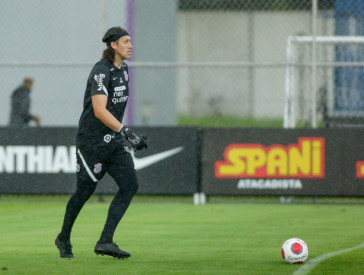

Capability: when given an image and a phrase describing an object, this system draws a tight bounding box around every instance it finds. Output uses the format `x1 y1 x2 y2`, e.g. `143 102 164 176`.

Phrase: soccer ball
281 238 308 264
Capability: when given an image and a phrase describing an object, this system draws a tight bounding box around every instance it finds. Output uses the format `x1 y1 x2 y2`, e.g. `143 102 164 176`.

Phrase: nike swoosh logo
131 147 184 170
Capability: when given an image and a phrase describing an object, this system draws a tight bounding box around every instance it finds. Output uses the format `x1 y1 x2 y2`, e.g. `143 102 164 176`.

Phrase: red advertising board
201 128 364 196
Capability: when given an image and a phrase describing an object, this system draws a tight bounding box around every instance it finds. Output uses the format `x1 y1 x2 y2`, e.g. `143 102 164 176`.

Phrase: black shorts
76 143 134 182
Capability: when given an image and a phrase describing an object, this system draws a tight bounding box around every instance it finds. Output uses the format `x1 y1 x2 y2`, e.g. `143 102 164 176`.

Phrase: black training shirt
76 58 129 146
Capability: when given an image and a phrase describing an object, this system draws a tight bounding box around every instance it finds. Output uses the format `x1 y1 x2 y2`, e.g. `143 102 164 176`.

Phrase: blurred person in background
55 26 148 259
9 77 41 127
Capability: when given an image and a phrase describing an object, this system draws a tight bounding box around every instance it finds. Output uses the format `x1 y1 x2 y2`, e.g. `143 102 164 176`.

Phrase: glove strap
118 125 126 136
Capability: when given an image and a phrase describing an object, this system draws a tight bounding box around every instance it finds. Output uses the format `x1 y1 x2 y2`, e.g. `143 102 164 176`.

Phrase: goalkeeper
55 26 148 259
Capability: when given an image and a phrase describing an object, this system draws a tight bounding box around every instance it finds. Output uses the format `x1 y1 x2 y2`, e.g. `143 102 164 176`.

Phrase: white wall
177 10 334 118
177 11 251 117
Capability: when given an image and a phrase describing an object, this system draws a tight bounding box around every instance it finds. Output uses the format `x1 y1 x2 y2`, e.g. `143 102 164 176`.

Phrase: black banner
0 127 199 195
201 128 364 196
4 127 364 197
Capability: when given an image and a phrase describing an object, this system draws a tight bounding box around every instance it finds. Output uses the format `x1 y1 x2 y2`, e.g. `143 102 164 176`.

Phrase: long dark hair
102 27 128 63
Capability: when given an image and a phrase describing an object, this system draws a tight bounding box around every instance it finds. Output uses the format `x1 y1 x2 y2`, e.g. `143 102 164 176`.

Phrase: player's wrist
118 125 127 136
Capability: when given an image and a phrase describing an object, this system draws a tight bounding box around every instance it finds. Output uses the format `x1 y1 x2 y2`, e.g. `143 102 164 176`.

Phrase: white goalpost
284 36 364 128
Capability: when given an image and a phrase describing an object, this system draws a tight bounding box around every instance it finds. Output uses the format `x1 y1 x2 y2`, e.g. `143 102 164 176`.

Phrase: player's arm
91 67 147 149
92 94 123 132
92 94 148 150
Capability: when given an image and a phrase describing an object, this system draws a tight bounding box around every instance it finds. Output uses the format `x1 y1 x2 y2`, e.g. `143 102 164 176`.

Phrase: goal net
284 36 364 128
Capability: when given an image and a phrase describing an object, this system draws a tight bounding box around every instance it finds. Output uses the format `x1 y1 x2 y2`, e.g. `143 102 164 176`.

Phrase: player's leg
95 146 138 259
56 146 105 258
99 167 138 243
55 176 97 258
94 167 138 258
58 176 98 241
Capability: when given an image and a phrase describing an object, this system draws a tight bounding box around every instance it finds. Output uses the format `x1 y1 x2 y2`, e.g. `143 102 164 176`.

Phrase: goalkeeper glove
119 125 148 150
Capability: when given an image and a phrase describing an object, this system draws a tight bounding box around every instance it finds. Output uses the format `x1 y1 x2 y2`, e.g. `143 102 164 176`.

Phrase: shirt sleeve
90 65 110 96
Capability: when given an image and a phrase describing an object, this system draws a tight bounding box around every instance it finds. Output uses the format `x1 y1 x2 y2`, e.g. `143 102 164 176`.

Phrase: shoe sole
94 249 130 259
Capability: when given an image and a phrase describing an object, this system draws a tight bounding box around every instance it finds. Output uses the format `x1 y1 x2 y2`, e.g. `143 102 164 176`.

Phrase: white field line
293 242 364 275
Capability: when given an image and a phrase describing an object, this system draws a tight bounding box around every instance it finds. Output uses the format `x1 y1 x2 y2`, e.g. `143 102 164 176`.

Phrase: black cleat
55 236 74 258
94 242 130 259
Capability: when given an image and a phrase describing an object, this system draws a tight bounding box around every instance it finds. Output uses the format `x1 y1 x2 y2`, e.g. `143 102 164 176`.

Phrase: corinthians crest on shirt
93 163 102 174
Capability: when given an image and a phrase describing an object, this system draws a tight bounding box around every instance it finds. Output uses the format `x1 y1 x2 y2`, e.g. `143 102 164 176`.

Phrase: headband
105 31 129 46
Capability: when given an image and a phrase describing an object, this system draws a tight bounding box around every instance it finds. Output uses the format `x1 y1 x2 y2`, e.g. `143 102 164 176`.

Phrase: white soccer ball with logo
281 238 308 264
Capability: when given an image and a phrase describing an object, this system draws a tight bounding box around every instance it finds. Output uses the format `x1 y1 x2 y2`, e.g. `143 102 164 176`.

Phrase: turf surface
0 198 364 274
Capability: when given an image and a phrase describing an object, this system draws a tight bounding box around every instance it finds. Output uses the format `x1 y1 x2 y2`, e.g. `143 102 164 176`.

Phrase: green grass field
1 197 364 274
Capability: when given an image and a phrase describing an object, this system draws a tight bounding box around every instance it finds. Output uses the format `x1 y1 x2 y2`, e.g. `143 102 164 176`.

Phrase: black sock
99 232 113 243
57 233 70 243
